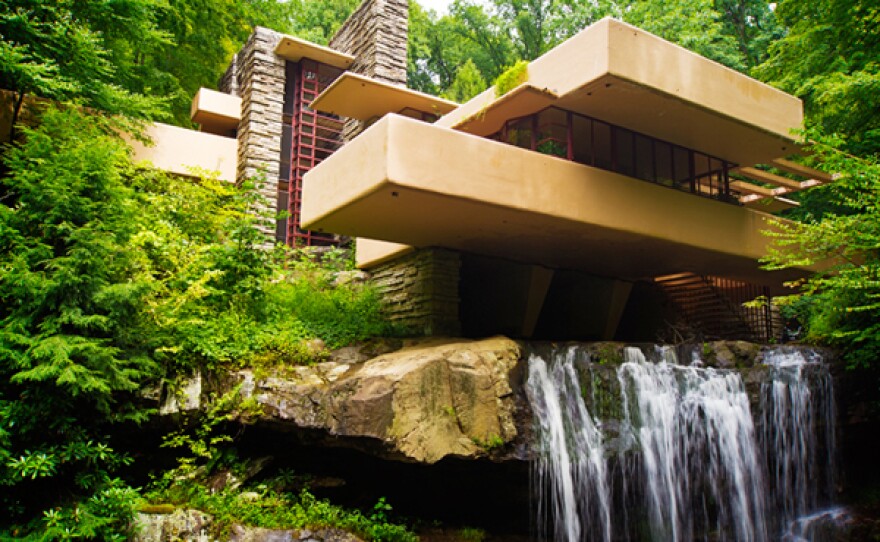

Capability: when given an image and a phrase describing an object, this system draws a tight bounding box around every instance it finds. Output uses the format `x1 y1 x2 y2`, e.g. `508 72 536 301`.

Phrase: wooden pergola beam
771 158 833 183
738 166 804 190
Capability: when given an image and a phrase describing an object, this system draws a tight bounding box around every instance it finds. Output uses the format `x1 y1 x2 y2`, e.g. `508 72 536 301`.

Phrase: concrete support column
521 266 554 338
602 280 633 340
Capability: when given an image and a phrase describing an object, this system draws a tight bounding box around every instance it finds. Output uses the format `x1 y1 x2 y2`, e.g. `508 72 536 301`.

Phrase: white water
527 349 612 542
527 345 839 542
782 506 850 542
761 348 838 535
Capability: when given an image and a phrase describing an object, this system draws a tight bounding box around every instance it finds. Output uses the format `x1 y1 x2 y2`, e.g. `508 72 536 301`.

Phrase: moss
137 503 176 514
594 343 624 366
587 367 624 421
701 342 718 365
494 60 529 97
458 527 487 542
472 433 505 451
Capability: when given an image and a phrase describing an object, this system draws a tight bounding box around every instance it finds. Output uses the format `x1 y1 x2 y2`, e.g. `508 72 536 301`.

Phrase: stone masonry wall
218 54 239 96
369 248 461 336
330 0 408 140
233 27 286 240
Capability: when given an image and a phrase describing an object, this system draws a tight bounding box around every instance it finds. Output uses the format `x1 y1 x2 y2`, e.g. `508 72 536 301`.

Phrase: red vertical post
288 60 344 247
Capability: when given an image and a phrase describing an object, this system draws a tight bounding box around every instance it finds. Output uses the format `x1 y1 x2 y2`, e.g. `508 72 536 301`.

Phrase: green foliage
442 59 487 102
273 250 397 351
494 60 529 96
472 433 505 451
149 482 417 541
0 0 171 134
287 0 361 45
623 0 749 71
458 527 488 542
151 407 416 542
408 0 516 96
0 106 396 530
753 0 880 155
0 107 162 526
714 0 782 69
410 0 770 99
38 480 142 541
594 344 623 366
761 133 880 368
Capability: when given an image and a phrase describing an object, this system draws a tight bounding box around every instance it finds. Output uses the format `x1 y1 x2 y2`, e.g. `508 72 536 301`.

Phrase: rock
303 338 327 358
229 526 363 542
329 345 371 365
159 372 202 415
132 509 212 542
329 339 404 365
704 340 762 369
332 270 368 286
134 512 365 542
239 337 522 463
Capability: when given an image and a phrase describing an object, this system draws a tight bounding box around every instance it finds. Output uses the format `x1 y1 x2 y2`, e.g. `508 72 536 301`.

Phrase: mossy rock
137 503 176 514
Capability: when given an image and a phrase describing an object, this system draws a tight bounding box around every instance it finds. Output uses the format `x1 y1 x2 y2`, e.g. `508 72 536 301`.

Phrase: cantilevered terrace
301 18 826 293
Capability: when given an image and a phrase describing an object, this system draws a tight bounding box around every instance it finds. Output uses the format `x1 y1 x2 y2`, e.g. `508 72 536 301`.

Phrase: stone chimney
218 0 410 243
330 0 409 139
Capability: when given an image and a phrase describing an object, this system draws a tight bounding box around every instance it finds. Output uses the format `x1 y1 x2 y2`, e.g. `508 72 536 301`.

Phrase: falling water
527 348 612 542
527 344 839 542
761 348 838 535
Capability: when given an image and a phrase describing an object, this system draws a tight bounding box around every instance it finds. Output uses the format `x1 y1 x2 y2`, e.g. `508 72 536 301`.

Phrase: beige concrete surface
129 123 237 182
190 88 240 135
447 84 558 137
312 72 457 121
274 35 354 69
356 238 415 268
303 115 805 292
438 18 803 166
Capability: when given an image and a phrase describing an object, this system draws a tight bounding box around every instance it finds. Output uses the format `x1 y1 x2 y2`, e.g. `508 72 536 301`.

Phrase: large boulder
132 510 364 542
238 337 522 463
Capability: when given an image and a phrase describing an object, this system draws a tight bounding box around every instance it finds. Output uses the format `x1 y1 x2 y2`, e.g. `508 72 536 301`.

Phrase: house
133 1 830 343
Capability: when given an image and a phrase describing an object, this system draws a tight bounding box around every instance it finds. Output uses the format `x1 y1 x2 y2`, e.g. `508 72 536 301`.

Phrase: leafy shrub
0 106 400 533
38 480 142 541
148 482 417 542
494 60 528 96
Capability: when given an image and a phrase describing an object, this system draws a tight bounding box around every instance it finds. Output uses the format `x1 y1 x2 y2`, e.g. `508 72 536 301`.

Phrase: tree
623 0 748 72
288 0 361 44
762 134 880 368
0 0 171 138
753 0 880 156
442 58 487 102
713 0 781 70
0 107 159 517
408 0 769 99
408 1 508 95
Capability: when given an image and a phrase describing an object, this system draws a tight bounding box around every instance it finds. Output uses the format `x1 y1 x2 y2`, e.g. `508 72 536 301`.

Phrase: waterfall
761 348 838 535
527 344 838 542
527 348 612 542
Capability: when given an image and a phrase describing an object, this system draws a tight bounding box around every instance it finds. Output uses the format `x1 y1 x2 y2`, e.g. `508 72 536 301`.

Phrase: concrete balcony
190 88 241 136
301 114 804 293
128 123 237 182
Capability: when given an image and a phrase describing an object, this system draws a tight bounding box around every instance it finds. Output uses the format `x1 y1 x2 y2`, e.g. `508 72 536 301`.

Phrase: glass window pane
572 115 593 165
635 134 654 182
615 127 634 177
505 118 532 149
655 141 673 186
594 122 612 171
536 108 568 157
673 147 691 191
